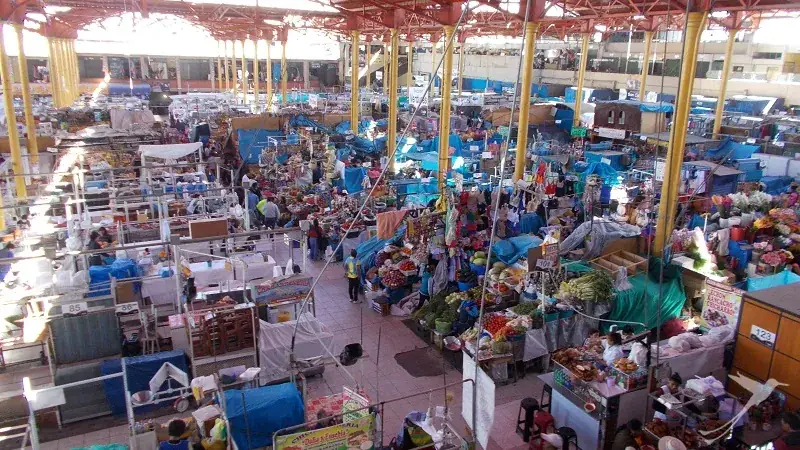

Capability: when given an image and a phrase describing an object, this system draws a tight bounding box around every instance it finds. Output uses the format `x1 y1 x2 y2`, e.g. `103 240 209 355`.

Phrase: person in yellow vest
345 249 361 303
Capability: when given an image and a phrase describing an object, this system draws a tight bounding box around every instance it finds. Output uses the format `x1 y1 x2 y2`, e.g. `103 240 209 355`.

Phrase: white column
102 55 109 78
175 57 182 93
140 56 148 78
303 61 310 89
209 58 215 92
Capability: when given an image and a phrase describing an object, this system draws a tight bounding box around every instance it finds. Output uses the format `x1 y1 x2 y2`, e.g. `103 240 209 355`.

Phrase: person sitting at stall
774 411 800 450
97 227 113 245
611 419 643 450
87 232 105 267
158 419 191 450
652 373 683 420
603 331 625 365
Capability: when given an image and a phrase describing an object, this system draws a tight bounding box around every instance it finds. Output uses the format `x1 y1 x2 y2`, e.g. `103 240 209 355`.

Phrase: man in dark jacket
611 419 643 450
775 412 800 450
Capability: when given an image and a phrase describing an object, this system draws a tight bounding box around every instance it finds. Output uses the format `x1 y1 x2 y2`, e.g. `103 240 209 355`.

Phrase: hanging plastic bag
614 266 633 291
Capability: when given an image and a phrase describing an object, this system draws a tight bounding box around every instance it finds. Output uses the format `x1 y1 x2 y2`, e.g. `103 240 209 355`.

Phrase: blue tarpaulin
577 161 622 186
339 167 367 194
430 134 464 157
491 235 543 265
403 152 440 170
704 137 759 162
747 270 800 291
761 176 794 195
238 129 284 164
89 259 141 297
355 225 406 279
225 383 304 449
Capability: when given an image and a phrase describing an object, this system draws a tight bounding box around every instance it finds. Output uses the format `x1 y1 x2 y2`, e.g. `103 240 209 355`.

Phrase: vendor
774 411 800 450
611 419 643 450
652 373 683 420
97 227 113 245
603 331 625 365
87 231 105 267
414 261 434 313
158 419 191 450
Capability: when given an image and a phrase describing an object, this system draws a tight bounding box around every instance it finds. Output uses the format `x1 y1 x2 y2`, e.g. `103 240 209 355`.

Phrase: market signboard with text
274 415 374 450
251 276 313 305
700 279 744 329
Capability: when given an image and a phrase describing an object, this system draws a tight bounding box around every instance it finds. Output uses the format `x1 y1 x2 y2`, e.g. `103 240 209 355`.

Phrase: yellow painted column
457 42 465 97
53 39 64 105
713 29 736 137
365 41 371 89
350 31 360 133
266 40 273 109
56 39 69 105
14 25 39 166
388 29 399 174
573 32 590 127
639 31 653 102
253 39 260 111
280 40 288 104
216 54 223 93
437 25 455 193
70 40 79 98
407 41 413 95
61 40 73 103
430 37 437 99
48 38 62 108
240 40 247 104
0 27 28 198
224 41 230 92
654 11 706 255
514 22 540 181
382 43 388 95
231 40 238 102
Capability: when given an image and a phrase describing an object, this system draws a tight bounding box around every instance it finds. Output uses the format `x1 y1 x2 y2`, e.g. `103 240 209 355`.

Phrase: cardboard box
189 218 228 239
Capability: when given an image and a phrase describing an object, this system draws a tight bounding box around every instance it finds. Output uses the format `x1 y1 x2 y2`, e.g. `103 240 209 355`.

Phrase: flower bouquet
760 250 793 272
749 191 774 214
712 195 733 221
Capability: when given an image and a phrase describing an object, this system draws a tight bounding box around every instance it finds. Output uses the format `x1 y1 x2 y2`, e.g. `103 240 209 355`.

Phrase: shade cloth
140 142 202 159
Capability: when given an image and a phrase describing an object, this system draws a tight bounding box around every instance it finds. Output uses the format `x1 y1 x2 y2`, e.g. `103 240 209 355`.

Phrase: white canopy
140 142 203 160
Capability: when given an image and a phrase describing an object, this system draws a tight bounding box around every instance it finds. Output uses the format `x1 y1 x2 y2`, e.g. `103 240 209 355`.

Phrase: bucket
470 263 486 276
435 319 452 334
730 226 746 241
457 281 476 291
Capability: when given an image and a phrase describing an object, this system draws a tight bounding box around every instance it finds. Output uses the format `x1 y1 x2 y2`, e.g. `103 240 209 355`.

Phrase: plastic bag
629 342 648 367
614 266 633 291
668 335 690 353
717 227 730 256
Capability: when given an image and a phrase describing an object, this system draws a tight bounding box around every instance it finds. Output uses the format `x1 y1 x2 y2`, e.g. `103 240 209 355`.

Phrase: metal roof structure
4 0 800 42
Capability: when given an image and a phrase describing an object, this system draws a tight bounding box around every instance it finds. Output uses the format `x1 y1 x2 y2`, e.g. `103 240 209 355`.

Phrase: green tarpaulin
603 261 686 333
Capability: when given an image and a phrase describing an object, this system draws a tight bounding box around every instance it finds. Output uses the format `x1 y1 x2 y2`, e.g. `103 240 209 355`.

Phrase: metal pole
253 39 260 112
280 40 288 104
457 41 465 97
231 41 238 102
430 36 437 99
224 41 230 92
437 25 455 195
573 32 590 127
0 26 28 198
365 39 371 89
513 22 540 181
713 28 736 137
266 40 273 110
240 39 247 105
48 38 62 108
407 41 413 95
216 41 223 93
388 29 399 175
350 30 360 133
639 30 654 102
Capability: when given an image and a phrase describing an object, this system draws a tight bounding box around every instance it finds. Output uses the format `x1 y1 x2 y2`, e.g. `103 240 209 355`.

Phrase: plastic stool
558 427 578 450
540 383 552 412
515 398 539 442
528 411 555 450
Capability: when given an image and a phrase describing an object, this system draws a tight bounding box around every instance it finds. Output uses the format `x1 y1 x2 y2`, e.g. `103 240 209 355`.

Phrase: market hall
1 0 800 449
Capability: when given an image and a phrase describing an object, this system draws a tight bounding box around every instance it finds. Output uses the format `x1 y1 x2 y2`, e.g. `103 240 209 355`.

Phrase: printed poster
342 387 370 423
700 279 744 328
274 415 374 450
252 275 312 305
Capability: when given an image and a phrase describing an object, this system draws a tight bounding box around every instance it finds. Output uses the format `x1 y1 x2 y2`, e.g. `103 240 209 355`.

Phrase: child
653 373 683 420
158 419 190 450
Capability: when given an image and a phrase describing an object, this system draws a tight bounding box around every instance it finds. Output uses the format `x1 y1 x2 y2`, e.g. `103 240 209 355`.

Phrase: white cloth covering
189 260 235 287
257 314 335 383
140 142 203 160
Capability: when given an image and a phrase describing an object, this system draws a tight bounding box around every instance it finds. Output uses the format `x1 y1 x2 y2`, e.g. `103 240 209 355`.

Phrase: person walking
345 249 361 303
257 195 280 229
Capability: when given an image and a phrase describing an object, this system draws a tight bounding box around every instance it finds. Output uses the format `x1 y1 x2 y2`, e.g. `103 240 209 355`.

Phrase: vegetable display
382 270 407 289
557 271 614 302
482 313 509 335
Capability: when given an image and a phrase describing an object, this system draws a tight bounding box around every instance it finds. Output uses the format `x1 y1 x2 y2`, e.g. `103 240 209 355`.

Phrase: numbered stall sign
64 302 88 317
116 302 140 316
750 325 776 348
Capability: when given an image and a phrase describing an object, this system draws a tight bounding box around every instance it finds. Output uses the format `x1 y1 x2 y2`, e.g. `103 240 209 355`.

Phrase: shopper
257 195 280 229
158 419 190 450
611 419 643 450
97 227 113 245
345 249 361 303
774 412 800 450
308 219 324 261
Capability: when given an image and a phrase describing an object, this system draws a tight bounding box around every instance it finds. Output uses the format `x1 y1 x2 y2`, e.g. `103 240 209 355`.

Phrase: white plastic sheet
140 142 203 159
257 314 335 383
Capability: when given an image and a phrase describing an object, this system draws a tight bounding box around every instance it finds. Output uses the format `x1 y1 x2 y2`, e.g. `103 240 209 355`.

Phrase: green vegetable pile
413 292 460 326
511 302 540 316
558 271 614 303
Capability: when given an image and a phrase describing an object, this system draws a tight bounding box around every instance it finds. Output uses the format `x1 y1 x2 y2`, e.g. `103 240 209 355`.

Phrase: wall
414 52 800 105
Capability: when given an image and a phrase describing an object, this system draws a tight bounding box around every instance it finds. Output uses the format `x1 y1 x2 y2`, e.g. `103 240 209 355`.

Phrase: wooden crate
188 306 257 358
590 250 647 276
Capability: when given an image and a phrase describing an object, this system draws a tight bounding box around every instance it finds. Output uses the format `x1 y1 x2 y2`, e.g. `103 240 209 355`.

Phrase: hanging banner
700 279 744 329
408 86 428 107
570 127 587 138
597 127 627 139
308 94 319 109
342 387 370 423
251 275 313 305
274 415 374 450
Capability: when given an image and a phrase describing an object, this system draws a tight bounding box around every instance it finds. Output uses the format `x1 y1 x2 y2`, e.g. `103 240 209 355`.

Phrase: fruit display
557 271 614 302
469 251 488 267
486 262 507 281
481 313 509 335
382 269 407 289
445 292 468 304
613 358 638 373
457 267 478 286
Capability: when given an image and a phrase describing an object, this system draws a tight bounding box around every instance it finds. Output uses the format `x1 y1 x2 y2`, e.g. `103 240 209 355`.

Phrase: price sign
64 302 88 317
601 157 612 165
750 325 776 348
640 135 648 141
481 151 494 159
746 138 756 144
536 259 554 269
116 302 139 316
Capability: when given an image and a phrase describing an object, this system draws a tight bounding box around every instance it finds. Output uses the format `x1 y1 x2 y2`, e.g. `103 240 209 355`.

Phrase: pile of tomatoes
482 314 509 335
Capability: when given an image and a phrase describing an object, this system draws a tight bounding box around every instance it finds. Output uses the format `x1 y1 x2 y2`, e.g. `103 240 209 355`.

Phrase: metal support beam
240 40 247 104
514 22 539 181
176 56 182 94
266 40 273 109
0 27 28 198
654 11 706 255
280 40 288 104
388 28 399 174
70 40 79 98
303 61 310 89
457 41 465 97
713 29 736 137
430 36 437 99
365 40 371 88
216 51 223 93
253 39 260 112
382 42 388 95
350 30 360 133
438 25 455 193
407 41 413 95
231 40 238 101
573 32 589 127
47 38 61 108
639 30 653 101
224 41 230 92
14 25 38 166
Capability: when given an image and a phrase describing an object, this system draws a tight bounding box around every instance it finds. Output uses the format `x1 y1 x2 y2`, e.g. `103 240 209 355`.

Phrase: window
618 111 626 125
607 110 615 124
752 52 782 60
78 57 104 79
180 59 211 81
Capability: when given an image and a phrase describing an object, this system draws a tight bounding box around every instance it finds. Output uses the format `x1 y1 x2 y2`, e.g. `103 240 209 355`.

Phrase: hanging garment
376 210 407 239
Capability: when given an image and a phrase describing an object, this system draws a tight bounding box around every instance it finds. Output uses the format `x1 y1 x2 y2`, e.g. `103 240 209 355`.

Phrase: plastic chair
558 427 578 450
516 398 539 442
528 411 554 450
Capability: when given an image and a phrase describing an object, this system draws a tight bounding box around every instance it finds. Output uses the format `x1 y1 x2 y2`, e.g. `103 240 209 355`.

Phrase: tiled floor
8 250 545 450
